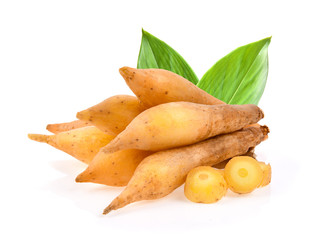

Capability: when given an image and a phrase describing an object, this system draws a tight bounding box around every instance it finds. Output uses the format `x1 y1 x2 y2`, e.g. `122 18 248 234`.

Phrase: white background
1 0 325 239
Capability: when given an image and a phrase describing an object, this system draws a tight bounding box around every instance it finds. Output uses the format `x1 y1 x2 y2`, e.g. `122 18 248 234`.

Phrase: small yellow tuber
184 166 227 203
224 156 263 194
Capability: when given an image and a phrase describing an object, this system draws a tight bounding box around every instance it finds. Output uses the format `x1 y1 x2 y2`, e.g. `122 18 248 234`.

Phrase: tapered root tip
103 205 113 215
46 124 56 133
75 169 94 183
27 134 34 140
76 111 87 121
119 67 133 81
28 134 49 143
75 173 86 183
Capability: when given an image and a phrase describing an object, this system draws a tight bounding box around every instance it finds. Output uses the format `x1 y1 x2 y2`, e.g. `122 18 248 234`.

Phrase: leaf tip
265 36 272 45
141 28 151 38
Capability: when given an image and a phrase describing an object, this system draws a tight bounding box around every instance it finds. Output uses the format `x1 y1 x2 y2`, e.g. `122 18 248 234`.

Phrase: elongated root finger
28 134 50 143
46 120 90 134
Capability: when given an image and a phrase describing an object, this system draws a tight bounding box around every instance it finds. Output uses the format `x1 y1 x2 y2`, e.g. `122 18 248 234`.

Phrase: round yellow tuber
224 156 263 194
184 166 228 204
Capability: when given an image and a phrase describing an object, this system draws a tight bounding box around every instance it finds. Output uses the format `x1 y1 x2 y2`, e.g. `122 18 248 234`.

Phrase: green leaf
197 37 271 105
137 29 199 84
